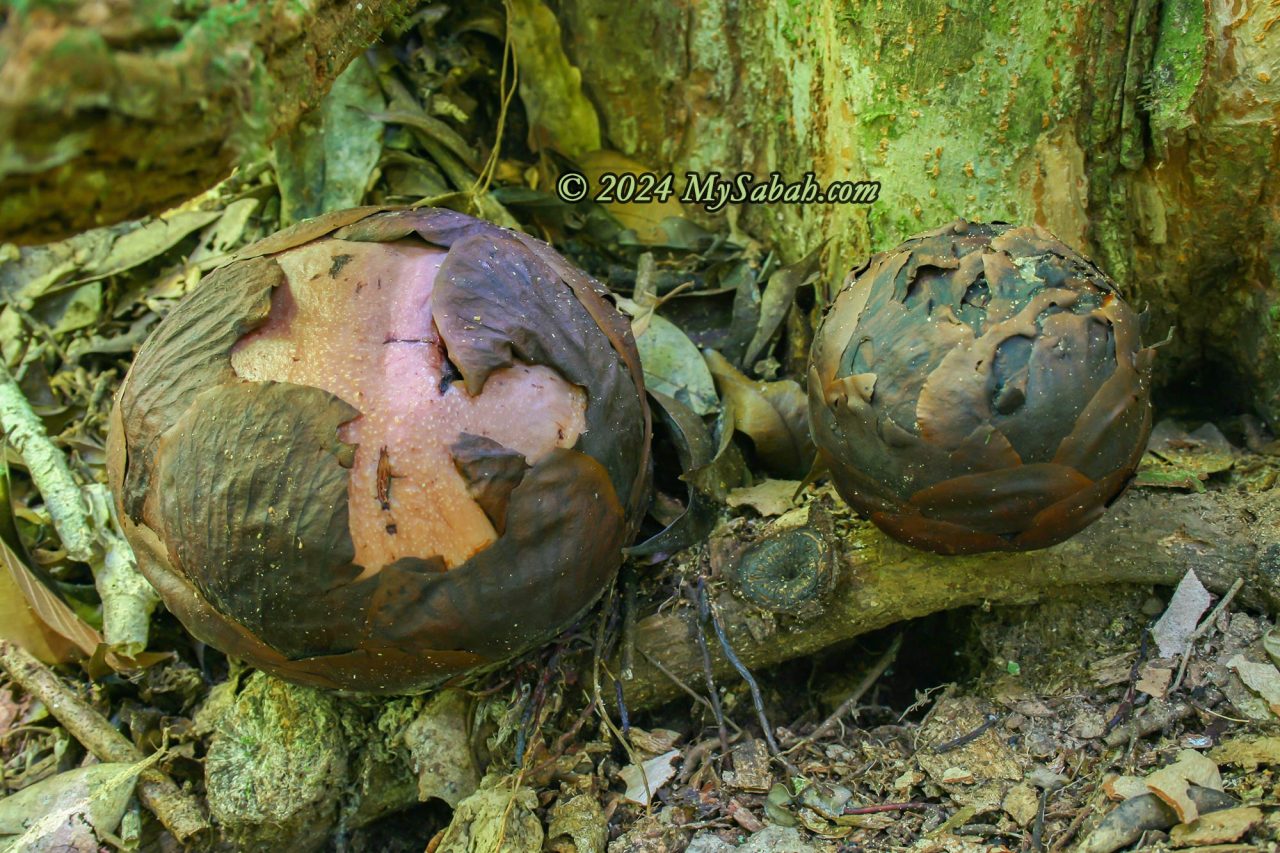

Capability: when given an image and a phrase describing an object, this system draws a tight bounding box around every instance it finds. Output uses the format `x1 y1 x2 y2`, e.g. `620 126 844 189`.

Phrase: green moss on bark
561 0 1280 421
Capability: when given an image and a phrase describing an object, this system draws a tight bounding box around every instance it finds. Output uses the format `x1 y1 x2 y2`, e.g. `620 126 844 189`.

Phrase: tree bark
556 0 1280 421
0 0 417 244
613 483 1280 712
6 2 1277 417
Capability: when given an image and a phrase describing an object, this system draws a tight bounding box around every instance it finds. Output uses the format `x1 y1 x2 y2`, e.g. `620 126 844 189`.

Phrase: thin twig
1103 700 1194 748
932 713 1000 754
470 0 518 200
637 648 743 735
788 633 903 753
1031 786 1050 852
703 585 793 772
84 484 158 654
1169 576 1244 694
528 696 598 780
590 582 652 808
614 680 631 734
620 562 637 681
708 621 771 754
0 640 208 842
1105 624 1152 736
842 802 929 815
687 580 730 758
514 647 561 767
0 365 157 652
1049 803 1091 852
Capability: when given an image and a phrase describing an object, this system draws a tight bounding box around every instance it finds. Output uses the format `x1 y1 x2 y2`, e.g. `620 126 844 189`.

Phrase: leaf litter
0 2 1279 852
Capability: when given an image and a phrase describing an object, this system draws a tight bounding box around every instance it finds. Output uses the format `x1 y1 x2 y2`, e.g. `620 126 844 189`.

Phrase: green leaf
275 58 385 224
437 773 545 853
764 782 799 827
507 0 601 156
632 313 719 416
0 762 139 848
43 282 101 335
86 210 221 281
369 109 481 172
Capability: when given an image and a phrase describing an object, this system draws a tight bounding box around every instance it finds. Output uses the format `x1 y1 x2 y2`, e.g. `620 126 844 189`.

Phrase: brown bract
809 219 1154 555
106 207 651 692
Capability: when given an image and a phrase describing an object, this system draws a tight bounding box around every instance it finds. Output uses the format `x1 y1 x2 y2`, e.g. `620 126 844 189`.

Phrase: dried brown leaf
1152 569 1212 658
743 243 823 367
1145 749 1223 823
1136 662 1173 699
1209 734 1280 770
1103 774 1150 801
726 479 802 517
704 348 815 479
577 151 686 244
1168 805 1262 847
1226 654 1280 716
0 444 101 661
619 749 680 806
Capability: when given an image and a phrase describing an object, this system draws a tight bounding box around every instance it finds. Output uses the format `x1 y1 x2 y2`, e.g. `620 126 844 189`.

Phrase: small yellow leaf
576 150 687 244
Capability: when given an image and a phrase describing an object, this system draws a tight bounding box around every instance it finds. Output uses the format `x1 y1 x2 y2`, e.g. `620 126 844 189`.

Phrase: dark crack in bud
809 219 1155 555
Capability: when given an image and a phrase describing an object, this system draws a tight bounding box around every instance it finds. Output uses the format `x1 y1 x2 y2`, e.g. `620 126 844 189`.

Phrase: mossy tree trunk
556 0 1280 418
6 1 1275 414
0 0 418 243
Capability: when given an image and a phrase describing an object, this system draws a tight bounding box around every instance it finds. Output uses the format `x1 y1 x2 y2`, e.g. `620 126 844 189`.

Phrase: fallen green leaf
631 313 719 416
437 774 544 853
276 58 385 223
403 689 479 808
1146 420 1235 478
86 210 221 282
507 0 601 156
764 782 799 828
0 762 139 851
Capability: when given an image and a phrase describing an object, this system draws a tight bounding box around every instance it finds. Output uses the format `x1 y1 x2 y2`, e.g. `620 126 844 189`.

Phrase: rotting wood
613 484 1280 711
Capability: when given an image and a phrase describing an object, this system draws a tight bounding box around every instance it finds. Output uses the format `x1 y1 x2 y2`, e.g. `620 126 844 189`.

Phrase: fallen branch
0 363 157 652
0 640 209 843
0 362 95 562
614 484 1280 711
265 480 1280 835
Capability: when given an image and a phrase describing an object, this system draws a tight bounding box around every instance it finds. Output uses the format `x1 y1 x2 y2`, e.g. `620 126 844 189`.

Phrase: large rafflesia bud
809 220 1154 555
107 207 650 692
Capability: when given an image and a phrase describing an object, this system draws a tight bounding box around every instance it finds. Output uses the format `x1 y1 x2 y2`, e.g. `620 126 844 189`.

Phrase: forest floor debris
2 4 1279 852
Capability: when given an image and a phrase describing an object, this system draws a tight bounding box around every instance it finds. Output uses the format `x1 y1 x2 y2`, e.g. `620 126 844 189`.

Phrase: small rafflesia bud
809 220 1155 555
107 207 650 692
